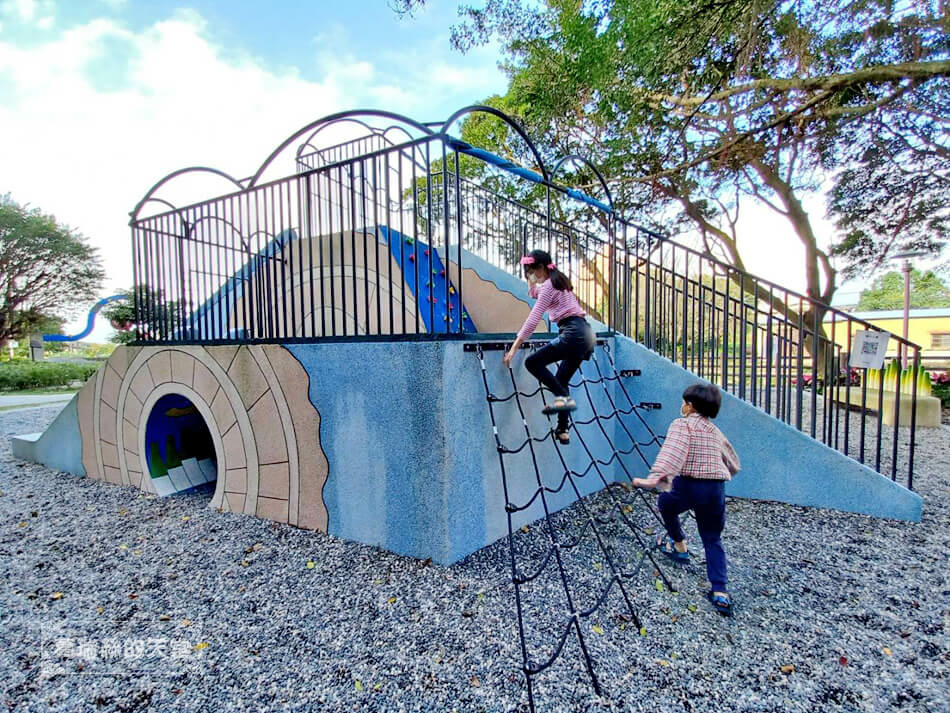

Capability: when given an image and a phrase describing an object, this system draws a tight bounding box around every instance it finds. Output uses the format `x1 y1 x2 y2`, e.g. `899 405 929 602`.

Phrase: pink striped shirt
641 414 732 491
517 280 587 340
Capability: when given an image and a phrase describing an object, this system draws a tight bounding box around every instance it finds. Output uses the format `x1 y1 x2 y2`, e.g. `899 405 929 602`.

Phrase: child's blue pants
658 476 728 592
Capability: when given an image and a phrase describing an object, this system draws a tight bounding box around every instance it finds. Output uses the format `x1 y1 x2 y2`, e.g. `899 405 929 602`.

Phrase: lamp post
891 250 927 368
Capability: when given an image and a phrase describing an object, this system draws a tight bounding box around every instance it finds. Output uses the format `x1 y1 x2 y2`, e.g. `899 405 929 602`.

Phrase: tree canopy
856 268 950 311
0 195 104 343
395 0 949 307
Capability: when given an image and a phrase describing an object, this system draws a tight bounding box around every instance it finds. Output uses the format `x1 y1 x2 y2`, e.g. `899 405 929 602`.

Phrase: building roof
826 307 950 321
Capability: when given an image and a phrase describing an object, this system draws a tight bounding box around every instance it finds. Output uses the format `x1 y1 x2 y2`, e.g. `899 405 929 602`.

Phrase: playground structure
11 106 927 710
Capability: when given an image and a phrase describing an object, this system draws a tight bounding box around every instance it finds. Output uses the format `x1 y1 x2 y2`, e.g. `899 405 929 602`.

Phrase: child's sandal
542 396 577 415
554 426 570 446
707 590 732 617
657 536 690 563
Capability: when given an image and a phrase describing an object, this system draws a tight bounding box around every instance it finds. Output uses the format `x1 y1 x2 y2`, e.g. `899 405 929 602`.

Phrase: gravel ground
1 406 948 713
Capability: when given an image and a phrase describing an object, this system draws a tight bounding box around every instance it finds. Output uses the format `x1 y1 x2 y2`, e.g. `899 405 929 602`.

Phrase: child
502 250 595 445
632 383 739 616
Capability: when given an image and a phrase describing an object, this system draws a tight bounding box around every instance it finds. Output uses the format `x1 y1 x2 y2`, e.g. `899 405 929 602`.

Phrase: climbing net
471 339 677 712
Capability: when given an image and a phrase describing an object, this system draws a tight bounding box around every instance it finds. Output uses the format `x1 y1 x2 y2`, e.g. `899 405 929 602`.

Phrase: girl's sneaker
542 396 577 415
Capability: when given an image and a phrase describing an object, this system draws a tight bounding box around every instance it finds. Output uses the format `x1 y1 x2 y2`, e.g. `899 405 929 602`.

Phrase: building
825 307 950 366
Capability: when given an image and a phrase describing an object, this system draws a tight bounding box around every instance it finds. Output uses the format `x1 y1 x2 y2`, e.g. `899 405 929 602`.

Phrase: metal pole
902 258 911 368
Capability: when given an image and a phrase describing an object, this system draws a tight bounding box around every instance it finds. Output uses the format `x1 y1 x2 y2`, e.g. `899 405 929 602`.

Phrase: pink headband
519 256 556 270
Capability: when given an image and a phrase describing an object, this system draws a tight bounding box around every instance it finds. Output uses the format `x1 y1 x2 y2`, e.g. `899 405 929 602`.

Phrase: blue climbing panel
380 227 476 333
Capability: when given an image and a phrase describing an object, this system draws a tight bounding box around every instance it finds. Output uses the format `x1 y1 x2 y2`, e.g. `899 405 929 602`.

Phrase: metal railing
129 108 921 489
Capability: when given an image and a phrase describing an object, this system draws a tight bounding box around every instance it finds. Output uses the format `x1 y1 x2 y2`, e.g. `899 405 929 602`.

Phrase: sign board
849 330 889 369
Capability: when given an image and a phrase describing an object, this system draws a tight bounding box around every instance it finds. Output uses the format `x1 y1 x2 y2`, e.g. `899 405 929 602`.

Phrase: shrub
0 361 99 391
931 371 950 407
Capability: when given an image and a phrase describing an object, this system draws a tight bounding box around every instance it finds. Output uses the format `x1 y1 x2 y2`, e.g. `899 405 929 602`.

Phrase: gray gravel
1 406 948 713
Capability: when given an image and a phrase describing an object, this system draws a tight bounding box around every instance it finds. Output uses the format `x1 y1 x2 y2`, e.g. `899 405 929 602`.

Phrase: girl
632 382 739 616
502 250 595 445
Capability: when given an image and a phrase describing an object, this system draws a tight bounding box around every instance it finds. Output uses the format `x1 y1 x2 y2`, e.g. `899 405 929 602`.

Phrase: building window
931 333 950 349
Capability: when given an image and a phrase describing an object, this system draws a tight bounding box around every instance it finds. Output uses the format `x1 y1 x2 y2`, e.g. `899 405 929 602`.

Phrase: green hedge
0 361 99 391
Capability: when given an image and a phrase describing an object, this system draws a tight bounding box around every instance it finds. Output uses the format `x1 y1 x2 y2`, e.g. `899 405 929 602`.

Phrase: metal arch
294 117 381 160
250 109 434 188
438 105 550 182
186 214 251 253
131 167 247 222
550 154 615 210
130 197 191 229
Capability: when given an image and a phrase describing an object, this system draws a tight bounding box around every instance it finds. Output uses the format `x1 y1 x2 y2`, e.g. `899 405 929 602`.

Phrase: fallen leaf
654 579 666 592
639 627 647 636
353 680 363 692
181 619 192 627
373 683 381 691
470 676 481 688
119 544 128 550
658 659 670 667
622 504 634 514
49 592 63 600
899 631 911 638
520 525 530 533
780 664 795 675
593 562 603 571
119 508 127 515
387 597 397 604
252 542 262 552
96 606 104 615
128 593 138 600
133 550 142 556
839 656 848 666
158 614 170 621
193 642 209 651
239 560 250 567
883 647 892 656
592 625 604 635
306 560 315 569
181 516 190 521
687 604 698 613
18 521 27 528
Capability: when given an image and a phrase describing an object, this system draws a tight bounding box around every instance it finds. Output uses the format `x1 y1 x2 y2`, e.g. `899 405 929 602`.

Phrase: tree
856 269 950 311
101 286 183 344
395 0 949 315
0 195 104 345
828 85 949 279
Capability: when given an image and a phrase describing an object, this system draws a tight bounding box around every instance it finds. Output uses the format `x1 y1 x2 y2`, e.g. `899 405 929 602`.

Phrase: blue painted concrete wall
611 335 922 522
288 340 626 564
13 396 85 477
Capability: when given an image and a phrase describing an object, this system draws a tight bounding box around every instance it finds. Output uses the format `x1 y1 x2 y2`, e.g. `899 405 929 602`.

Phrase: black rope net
472 339 679 711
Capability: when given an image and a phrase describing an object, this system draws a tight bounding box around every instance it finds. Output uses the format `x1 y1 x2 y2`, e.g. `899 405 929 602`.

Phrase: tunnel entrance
144 393 217 497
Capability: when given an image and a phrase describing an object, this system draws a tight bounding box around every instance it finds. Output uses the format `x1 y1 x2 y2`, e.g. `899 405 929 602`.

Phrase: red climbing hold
440 269 445 277
408 254 415 262
424 249 430 257
448 303 454 310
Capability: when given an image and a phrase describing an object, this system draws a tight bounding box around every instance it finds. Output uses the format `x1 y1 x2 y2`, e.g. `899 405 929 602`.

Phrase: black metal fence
129 108 921 489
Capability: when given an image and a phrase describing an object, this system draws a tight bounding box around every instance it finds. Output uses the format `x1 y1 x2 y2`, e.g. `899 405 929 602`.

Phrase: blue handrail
43 295 129 342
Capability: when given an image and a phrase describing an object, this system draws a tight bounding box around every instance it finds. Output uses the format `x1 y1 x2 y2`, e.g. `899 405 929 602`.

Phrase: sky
0 0 876 341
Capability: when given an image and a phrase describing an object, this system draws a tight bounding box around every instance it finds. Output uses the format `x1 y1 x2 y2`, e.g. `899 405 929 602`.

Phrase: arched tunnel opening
144 393 217 497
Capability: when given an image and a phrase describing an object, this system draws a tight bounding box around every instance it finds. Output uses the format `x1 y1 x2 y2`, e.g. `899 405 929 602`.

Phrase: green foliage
828 88 949 278
0 361 99 391
0 194 105 342
101 286 181 344
856 269 950 311
401 0 949 307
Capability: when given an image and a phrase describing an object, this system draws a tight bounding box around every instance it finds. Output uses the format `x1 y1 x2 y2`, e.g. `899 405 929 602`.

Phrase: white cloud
0 10 352 337
0 0 54 26
0 8 507 339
